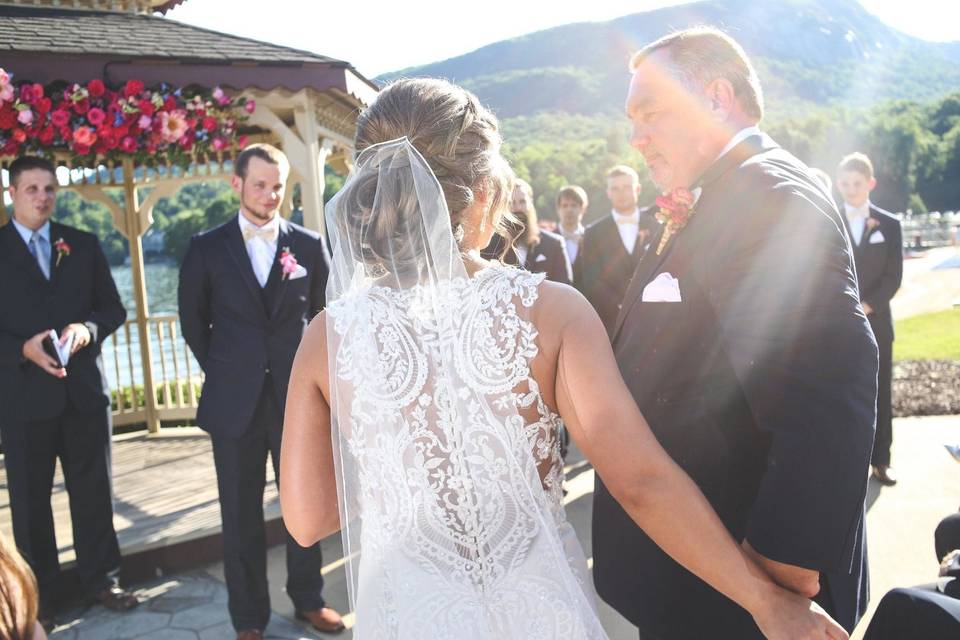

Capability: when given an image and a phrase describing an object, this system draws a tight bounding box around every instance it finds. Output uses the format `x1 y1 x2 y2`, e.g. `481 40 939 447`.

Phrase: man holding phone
0 156 136 627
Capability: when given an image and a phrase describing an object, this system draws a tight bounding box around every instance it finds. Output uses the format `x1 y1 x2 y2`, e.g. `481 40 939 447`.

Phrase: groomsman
178 144 343 639
0 156 137 624
836 152 904 486
556 185 588 270
574 165 658 335
485 179 572 285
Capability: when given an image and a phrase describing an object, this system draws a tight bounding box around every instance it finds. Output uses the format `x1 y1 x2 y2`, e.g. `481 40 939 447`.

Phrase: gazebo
0 0 377 433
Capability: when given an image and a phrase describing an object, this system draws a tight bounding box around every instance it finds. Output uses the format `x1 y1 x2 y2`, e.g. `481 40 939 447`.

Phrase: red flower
86 107 107 126
138 99 155 116
1 140 19 156
73 125 97 147
51 109 70 127
178 133 194 150
53 238 71 267
202 116 217 131
73 98 90 115
19 83 44 105
237 134 249 148
11 128 26 143
162 96 177 112
35 97 52 114
120 136 137 153
38 125 55 145
87 79 106 98
0 105 16 129
74 143 91 155
123 80 144 98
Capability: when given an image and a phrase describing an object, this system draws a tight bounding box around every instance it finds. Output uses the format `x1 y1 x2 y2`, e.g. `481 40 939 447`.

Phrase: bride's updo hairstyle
346 78 514 267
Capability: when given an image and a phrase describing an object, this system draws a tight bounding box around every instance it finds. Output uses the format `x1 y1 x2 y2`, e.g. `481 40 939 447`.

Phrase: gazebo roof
0 5 378 105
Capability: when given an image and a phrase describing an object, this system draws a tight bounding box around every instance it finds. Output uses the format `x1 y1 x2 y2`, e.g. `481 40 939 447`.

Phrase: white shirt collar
238 211 281 234
558 222 584 237
715 125 762 164
844 201 871 219
11 217 50 246
611 208 640 223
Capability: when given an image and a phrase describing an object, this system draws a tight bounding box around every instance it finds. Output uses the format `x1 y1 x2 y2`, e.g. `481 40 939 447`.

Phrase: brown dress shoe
236 630 264 640
873 465 898 486
296 607 346 634
94 585 140 612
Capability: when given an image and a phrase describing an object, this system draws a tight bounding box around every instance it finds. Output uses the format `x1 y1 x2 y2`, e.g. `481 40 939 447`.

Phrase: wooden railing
104 315 203 430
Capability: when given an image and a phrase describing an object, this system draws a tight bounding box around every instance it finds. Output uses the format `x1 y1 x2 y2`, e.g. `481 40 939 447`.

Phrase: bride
279 78 847 640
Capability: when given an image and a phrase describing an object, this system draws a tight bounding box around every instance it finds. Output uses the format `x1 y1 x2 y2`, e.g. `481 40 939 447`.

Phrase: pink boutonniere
53 237 71 267
865 218 880 232
279 247 298 280
654 187 698 255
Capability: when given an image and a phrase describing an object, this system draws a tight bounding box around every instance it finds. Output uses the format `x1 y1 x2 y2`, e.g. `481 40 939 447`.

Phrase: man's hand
861 301 874 315
743 539 821 598
60 323 92 355
22 330 66 378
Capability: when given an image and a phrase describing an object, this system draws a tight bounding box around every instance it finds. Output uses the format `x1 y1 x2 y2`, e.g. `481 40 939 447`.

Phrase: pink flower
655 187 696 213
120 136 137 153
87 79 106 98
237 134 249 148
212 87 230 106
202 116 217 131
72 125 97 147
279 248 298 279
86 107 106 126
0 68 13 103
17 109 33 126
123 80 144 98
137 114 152 129
51 109 71 127
211 137 226 151
158 110 189 143
244 99 256 114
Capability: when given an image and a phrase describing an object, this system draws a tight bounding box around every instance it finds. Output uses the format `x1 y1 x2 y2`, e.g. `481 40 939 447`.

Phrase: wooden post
293 99 332 234
122 159 161 434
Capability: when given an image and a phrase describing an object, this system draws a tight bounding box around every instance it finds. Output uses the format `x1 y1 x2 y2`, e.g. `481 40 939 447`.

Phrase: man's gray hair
629 26 764 121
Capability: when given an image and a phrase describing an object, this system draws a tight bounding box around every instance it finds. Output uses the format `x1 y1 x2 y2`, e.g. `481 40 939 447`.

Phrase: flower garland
0 68 254 166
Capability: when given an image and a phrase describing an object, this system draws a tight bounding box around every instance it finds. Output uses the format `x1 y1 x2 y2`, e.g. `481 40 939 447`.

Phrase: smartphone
41 333 64 369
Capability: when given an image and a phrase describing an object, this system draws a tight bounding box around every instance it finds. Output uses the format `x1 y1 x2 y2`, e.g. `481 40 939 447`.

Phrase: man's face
233 157 286 223
510 185 530 216
835 170 875 209
557 196 585 228
10 168 57 230
626 50 713 191
606 175 640 213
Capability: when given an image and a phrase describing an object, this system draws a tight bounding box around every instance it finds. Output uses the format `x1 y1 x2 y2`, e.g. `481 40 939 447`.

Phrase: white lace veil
323 137 607 638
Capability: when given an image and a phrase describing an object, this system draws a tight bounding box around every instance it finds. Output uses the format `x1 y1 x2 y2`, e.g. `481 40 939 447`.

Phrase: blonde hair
630 26 764 121
0 533 39 640
838 152 874 180
556 185 588 208
353 78 515 260
606 165 640 183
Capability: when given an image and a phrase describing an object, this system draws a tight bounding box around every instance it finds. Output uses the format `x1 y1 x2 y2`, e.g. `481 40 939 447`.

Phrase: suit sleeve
706 186 877 573
0 329 25 367
310 235 330 316
85 237 127 345
861 219 903 310
554 240 573 286
178 235 212 372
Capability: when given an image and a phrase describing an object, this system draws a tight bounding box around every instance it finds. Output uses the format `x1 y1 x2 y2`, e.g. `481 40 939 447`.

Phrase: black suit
843 205 903 467
485 229 573 285
574 209 658 335
0 220 126 603
178 216 330 631
594 134 877 638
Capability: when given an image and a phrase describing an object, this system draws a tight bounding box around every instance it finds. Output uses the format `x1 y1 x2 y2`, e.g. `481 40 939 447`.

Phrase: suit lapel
224 219 269 321
611 223 669 342
267 219 293 319
48 222 65 290
1 222 50 286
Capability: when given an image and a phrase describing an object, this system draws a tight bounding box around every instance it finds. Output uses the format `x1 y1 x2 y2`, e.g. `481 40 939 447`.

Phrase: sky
165 0 960 78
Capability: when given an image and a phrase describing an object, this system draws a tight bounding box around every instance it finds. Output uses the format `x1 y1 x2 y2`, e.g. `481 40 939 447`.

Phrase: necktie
242 225 277 243
29 232 50 280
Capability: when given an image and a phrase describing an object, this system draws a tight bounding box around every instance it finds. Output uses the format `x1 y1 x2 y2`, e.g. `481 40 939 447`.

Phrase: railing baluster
169 320 185 408
155 319 170 409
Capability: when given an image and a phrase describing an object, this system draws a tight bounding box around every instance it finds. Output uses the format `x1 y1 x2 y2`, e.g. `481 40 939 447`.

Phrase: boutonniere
279 247 298 280
53 237 71 267
654 187 697 255
865 218 880 232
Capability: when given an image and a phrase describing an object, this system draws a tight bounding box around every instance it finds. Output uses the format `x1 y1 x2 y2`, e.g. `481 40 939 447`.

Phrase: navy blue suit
0 220 126 602
178 215 330 631
593 134 877 638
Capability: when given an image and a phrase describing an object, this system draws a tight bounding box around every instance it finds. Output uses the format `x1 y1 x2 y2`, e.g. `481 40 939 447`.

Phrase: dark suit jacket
843 205 903 342
593 134 878 638
178 216 329 439
484 229 573 285
0 221 126 423
574 209 658 335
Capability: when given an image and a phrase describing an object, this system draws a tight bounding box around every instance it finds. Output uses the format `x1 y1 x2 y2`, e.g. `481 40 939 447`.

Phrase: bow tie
845 205 869 220
614 214 639 226
242 225 278 243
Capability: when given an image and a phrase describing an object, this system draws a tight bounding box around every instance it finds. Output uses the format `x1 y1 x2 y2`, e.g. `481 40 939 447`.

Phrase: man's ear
868 177 877 191
706 78 736 121
231 174 243 195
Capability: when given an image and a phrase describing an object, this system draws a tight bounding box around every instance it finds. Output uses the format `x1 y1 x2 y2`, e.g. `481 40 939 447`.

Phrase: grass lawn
894 308 960 361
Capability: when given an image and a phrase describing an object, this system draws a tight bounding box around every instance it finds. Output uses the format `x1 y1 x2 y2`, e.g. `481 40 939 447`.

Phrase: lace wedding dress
324 139 608 639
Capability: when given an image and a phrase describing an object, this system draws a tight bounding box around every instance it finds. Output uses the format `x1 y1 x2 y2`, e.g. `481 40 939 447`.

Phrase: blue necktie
29 232 50 280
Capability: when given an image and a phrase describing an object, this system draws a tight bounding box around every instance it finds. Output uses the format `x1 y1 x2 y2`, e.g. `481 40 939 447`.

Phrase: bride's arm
547 287 846 640
279 312 341 546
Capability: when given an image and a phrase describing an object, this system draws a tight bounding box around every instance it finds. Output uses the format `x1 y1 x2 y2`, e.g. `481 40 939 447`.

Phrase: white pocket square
535 254 548 262
869 231 885 244
641 272 682 302
288 264 308 280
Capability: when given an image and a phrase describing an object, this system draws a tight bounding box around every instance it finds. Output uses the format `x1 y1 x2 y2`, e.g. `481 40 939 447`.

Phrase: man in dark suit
178 144 342 640
0 156 137 623
485 178 572 284
574 165 659 335
836 152 904 486
593 28 876 638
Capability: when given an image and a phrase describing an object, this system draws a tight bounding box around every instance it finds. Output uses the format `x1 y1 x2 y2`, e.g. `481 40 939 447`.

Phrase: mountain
377 0 960 120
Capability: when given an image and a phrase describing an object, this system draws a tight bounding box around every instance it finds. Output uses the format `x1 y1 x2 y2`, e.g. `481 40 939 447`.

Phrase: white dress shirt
238 213 280 287
844 201 871 246
514 243 529 266
715 125 762 163
559 222 584 264
612 208 640 255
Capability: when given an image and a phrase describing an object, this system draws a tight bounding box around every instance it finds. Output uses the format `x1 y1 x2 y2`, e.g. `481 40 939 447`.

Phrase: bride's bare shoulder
532 280 604 337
